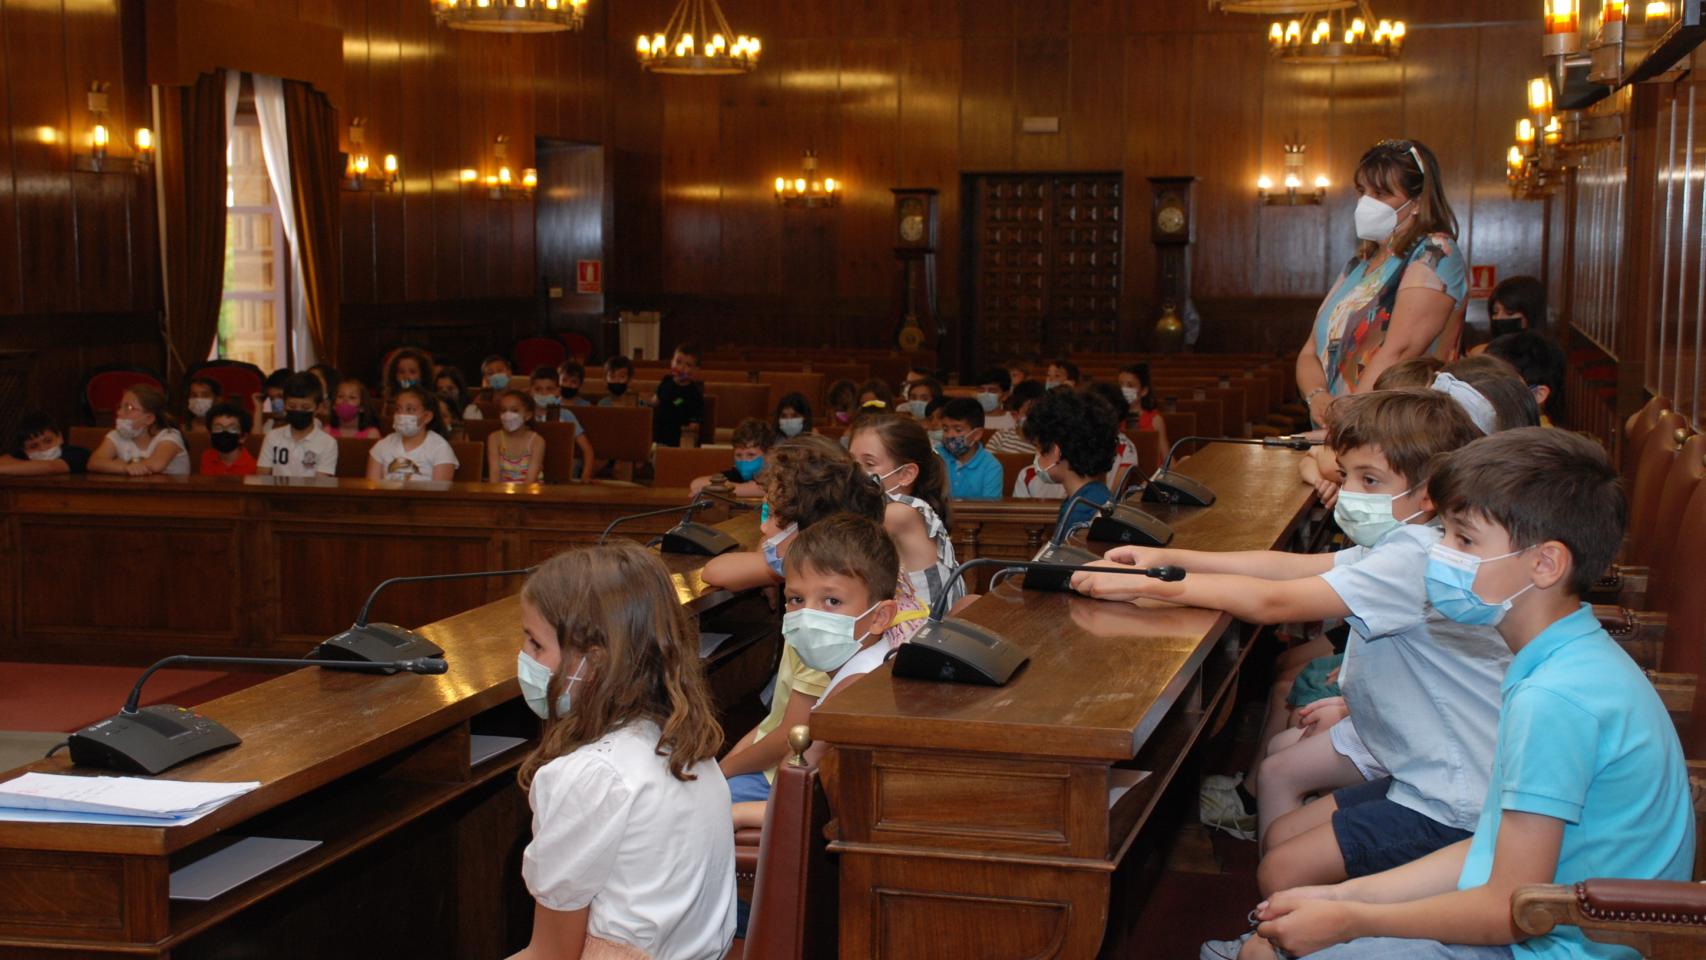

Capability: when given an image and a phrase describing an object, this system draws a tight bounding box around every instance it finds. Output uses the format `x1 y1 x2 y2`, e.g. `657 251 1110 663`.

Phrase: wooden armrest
1646 671 1697 723
1586 564 1650 607
1594 605 1668 670
1515 880 1706 957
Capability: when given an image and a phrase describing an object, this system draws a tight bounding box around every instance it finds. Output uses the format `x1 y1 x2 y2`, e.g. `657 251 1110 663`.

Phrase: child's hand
1069 564 1163 602
125 462 153 476
1313 477 1340 509
1324 666 1340 685
689 476 710 495
1255 895 1358 956
1100 545 1169 569
1296 697 1348 737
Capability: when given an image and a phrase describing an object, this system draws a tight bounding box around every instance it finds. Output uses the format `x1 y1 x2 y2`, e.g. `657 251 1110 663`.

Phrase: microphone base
1024 543 1101 591
660 521 741 556
312 623 446 667
891 619 1030 686
1140 470 1217 508
68 705 241 775
1088 505 1175 547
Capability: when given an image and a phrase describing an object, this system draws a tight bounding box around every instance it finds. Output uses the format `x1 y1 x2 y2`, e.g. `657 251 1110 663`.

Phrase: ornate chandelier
636 0 760 75
432 0 586 33
1209 0 1354 12
1268 0 1405 64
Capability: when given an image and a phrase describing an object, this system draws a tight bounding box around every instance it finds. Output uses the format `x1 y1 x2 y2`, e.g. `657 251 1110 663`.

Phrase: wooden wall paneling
368 0 406 303
1120 34 1193 344
6 0 78 314
1068 0 1122 37
906 0 958 40
398 0 435 302
717 65 782 304
0 0 19 314
1253 54 1329 297
1187 31 1261 298
459 34 494 298
958 38 1014 170
338 0 376 305
836 39 901 328
119 0 156 313
899 37 962 341
1011 37 1069 170
64 0 133 312
840 0 900 40
428 19 463 302
1398 26 1479 275
1013 0 1066 40
959 0 1013 40
660 77 722 296
1066 37 1122 170
1465 24 1544 293
1323 57 1403 293
506 35 537 299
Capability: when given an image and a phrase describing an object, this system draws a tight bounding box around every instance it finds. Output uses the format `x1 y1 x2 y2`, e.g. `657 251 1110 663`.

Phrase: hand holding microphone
1070 552 1188 602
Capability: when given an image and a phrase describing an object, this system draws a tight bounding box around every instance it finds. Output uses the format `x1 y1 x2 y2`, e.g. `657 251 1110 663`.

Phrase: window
217 109 290 370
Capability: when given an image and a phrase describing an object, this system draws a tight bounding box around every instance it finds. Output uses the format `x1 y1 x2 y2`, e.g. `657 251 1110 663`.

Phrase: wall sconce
1623 1 1706 85
1589 0 1627 83
469 135 534 200
343 118 397 192
1257 138 1326 205
74 82 150 174
774 150 840 208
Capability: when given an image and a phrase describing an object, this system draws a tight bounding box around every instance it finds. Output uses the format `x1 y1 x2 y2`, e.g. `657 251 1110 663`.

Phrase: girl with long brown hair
846 413 964 613
512 541 734 960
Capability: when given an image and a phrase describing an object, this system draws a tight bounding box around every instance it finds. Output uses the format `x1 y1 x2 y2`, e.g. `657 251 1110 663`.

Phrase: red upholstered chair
186 360 266 416
726 725 838 960
559 331 595 362
81 365 163 424
513 336 568 375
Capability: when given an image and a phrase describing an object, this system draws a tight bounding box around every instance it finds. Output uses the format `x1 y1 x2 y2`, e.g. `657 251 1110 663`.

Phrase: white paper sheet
0 773 259 820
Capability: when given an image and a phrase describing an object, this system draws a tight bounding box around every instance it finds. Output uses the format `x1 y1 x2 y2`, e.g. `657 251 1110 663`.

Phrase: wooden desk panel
814 444 1314 960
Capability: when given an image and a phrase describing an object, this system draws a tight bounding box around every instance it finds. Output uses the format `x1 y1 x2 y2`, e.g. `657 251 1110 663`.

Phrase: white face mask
1032 451 1058 482
1354 195 1414 244
517 651 584 719
499 411 525 432
1120 386 1139 404
870 464 907 495
778 417 804 437
187 397 214 418
1332 483 1423 547
900 400 929 418
27 445 61 462
784 601 880 672
976 392 1000 413
393 414 422 438
114 418 146 440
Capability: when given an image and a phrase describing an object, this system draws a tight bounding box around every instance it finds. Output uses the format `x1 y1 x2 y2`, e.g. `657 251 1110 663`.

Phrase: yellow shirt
752 645 829 783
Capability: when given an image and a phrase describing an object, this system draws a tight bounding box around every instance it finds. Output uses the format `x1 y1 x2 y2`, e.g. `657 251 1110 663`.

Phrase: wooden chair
451 440 482 482
760 372 824 416
726 726 838 960
1125 427 1163 477
1595 433 1706 612
655 446 736 489
1625 416 1689 565
530 421 580 483
185 359 266 415
706 382 772 430
992 451 1034 494
573 406 653 475
1624 394 1674 483
80 364 163 425
336 437 378 477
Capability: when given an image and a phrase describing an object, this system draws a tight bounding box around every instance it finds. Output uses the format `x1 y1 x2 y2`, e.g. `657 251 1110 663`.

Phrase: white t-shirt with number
368 431 459 482
259 423 339 477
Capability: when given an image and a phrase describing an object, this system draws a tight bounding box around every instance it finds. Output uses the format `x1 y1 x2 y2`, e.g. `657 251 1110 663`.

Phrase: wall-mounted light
774 150 840 208
468 135 533 200
1590 0 1628 83
1257 138 1326 205
74 82 148 174
343 118 396 192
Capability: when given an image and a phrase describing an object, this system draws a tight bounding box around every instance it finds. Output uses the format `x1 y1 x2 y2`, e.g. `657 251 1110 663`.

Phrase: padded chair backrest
531 421 580 482
336 437 378 477
705 382 771 430
760 372 825 416
451 441 483 482
1669 483 1706 750
187 361 265 410
83 367 163 421
1628 414 1688 565
654 446 735 489
1646 433 1706 613
1624 394 1673 482
742 728 837 960
993 451 1033 494
573 406 653 464
70 426 108 451
559 332 594 362
513 336 568 376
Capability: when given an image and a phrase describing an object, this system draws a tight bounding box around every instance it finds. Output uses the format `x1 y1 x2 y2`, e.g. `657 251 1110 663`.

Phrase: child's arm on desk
1072 563 1349 625
1100 544 1336 582
701 550 781 590
719 691 818 778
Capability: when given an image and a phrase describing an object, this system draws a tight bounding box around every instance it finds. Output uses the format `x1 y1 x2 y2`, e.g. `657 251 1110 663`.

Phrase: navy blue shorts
1331 776 1472 877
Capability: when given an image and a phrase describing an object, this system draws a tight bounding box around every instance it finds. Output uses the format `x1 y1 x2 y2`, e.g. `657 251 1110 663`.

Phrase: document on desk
0 772 260 820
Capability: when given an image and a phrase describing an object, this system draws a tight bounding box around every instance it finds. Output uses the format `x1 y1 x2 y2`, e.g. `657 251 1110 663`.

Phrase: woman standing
1297 139 1468 427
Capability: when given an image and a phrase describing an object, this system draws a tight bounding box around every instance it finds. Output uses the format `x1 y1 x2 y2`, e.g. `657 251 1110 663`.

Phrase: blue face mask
516 651 584 719
759 501 771 525
733 456 765 482
398 378 419 389
942 434 974 458
976 391 1000 413
534 393 560 407
1424 543 1535 626
762 523 798 576
488 373 511 391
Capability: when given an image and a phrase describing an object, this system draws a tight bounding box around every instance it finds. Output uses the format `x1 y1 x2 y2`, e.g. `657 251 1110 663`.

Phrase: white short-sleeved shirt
1011 462 1064 499
522 721 736 960
368 431 459 482
1319 523 1511 830
1105 435 1139 490
259 423 338 477
106 428 190 476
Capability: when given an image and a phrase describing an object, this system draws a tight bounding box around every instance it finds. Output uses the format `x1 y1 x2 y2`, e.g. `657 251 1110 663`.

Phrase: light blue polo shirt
1457 603 1694 960
1321 522 1511 831
936 443 1003 500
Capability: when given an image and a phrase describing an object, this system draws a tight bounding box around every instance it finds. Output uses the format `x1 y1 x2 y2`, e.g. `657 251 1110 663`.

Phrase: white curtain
251 73 316 369
206 72 243 361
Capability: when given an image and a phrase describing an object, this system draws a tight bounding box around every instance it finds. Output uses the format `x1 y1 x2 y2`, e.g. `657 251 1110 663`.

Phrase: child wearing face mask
432 366 474 426
935 397 1002 500
366 386 458 482
689 418 775 497
326 377 382 438
183 377 222 435
556 359 592 407
382 348 433 407
1116 363 1168 453
650 343 706 447
986 379 1045 456
824 379 859 428
198 403 257 476
258 373 338 478
1245 429 1693 960
772 391 812 439
0 411 92 476
899 377 942 420
528 366 597 480
250 368 292 436
1073 391 1510 950
847 414 963 614
976 367 1015 432
1014 390 1117 530
598 355 639 407
89 385 190 477
724 513 928 830
477 354 514 400
487 389 544 484
513 542 736 960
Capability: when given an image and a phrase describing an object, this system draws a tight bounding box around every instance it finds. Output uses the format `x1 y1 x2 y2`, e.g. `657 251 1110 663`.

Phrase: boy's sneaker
1200 931 1254 960
1199 773 1257 840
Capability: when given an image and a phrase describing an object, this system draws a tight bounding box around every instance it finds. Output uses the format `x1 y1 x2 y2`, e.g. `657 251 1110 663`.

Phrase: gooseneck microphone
315 567 536 664
71 654 450 774
891 557 1185 686
599 502 716 544
1142 435 1321 507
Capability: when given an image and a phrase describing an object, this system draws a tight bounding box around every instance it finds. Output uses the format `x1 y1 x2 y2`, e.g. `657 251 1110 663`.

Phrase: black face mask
211 431 243 453
1489 316 1526 339
562 387 580 400
285 410 315 431
606 381 629 397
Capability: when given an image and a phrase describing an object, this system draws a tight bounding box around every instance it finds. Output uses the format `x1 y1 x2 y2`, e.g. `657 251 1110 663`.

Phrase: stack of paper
0 773 260 826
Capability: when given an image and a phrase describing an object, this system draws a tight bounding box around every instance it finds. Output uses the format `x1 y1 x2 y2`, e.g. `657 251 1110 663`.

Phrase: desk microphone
68 654 449 775
599 497 744 556
1142 435 1320 507
891 557 1185 686
312 568 535 664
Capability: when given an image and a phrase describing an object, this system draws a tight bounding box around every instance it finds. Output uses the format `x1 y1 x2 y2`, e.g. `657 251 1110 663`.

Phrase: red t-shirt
200 447 258 476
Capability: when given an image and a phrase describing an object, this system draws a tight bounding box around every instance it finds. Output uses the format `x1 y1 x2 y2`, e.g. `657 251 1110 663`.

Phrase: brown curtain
281 81 342 367
158 70 228 381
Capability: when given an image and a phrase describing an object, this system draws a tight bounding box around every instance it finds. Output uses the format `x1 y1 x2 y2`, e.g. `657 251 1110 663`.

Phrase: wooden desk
0 515 770 959
812 444 1315 959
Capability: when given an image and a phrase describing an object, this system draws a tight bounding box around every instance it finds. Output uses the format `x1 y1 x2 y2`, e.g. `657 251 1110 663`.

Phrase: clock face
900 214 926 243
1157 204 1185 234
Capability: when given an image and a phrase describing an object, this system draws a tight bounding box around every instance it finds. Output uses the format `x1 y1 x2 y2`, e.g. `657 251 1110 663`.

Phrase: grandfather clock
1148 176 1197 351
891 188 939 352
